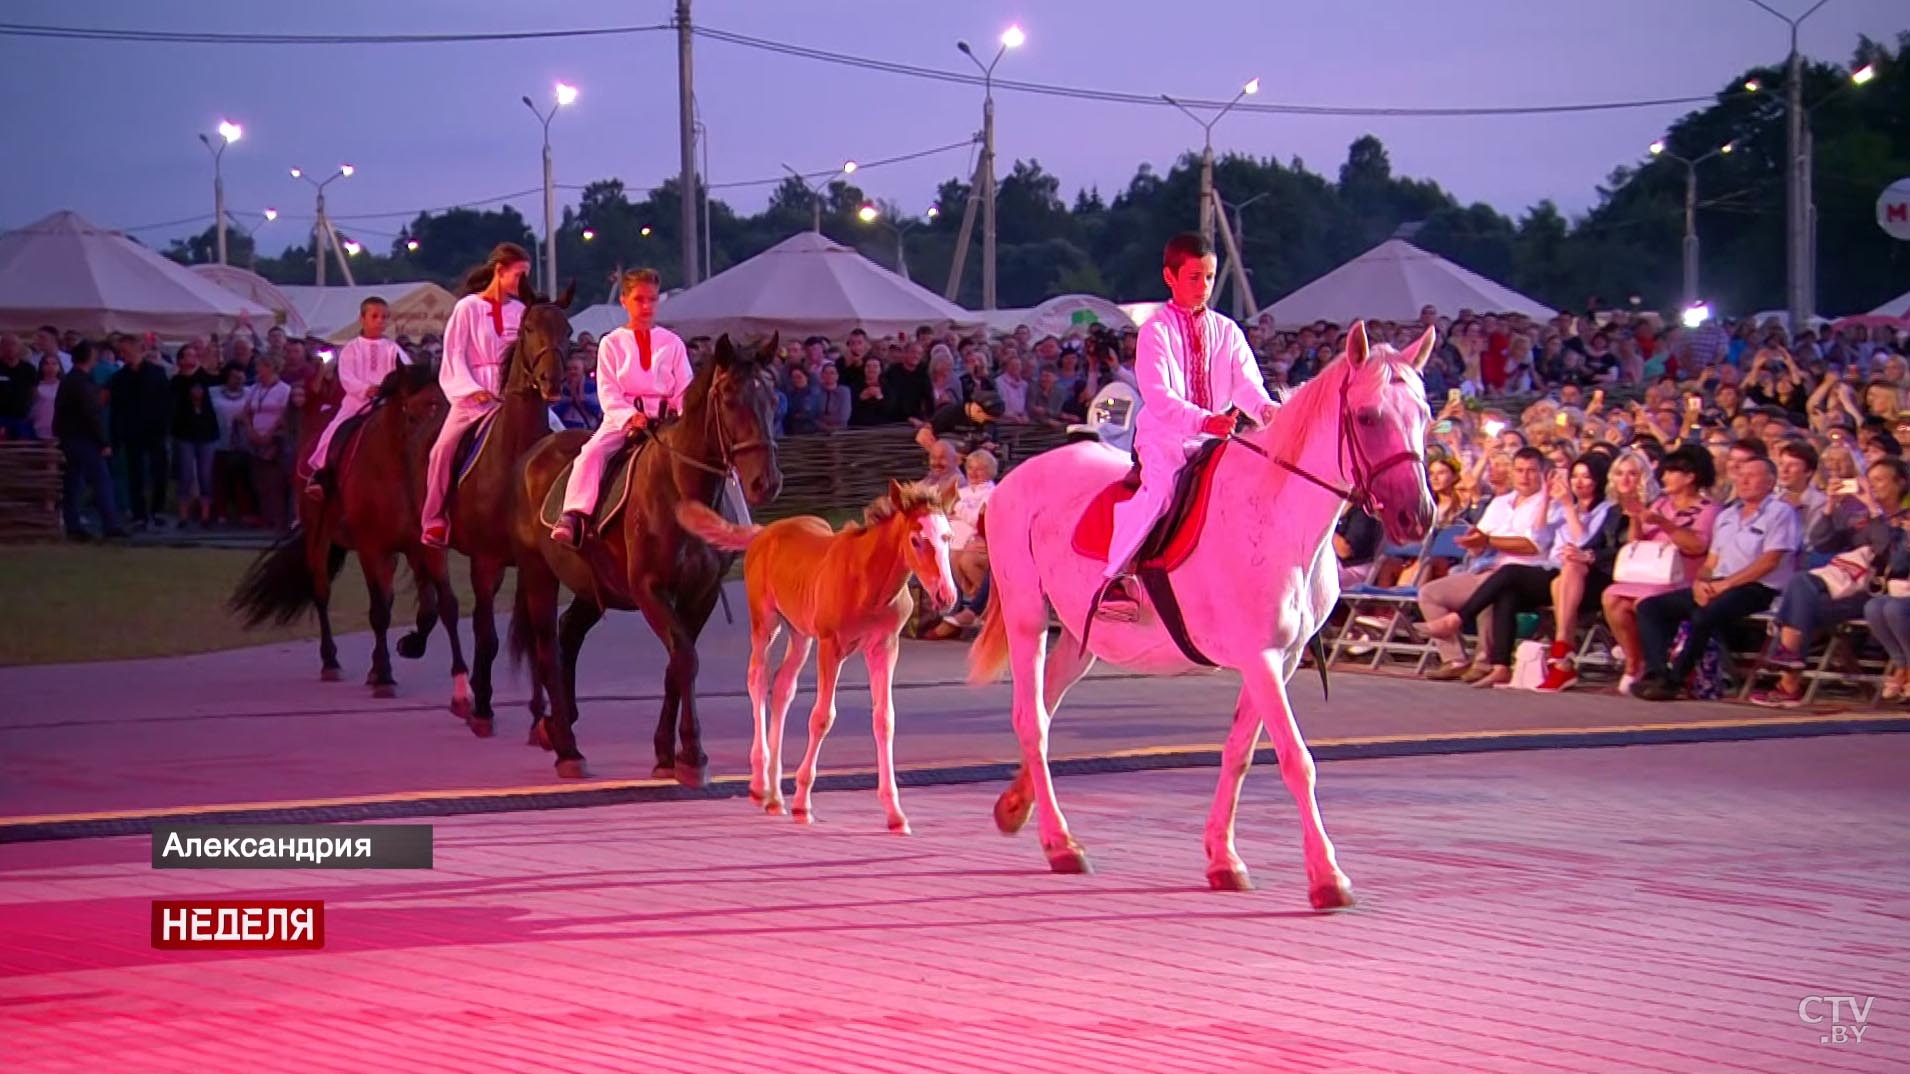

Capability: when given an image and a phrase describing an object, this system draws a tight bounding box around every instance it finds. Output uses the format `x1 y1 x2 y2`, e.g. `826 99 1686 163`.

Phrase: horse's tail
228 528 342 628
967 582 1010 685
674 502 760 553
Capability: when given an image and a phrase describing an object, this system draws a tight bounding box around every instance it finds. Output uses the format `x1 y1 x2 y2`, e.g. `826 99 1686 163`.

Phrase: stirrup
552 511 588 549
421 521 449 549
1094 574 1140 622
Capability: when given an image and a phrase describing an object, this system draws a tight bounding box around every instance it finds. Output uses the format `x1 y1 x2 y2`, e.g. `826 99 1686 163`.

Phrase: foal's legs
1202 688 1264 891
756 625 811 815
864 633 909 834
1241 650 1353 909
790 638 846 822
995 632 1096 836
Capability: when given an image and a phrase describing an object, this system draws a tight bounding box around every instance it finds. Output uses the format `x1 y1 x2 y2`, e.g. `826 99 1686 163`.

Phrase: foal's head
1334 321 1437 544
864 479 960 615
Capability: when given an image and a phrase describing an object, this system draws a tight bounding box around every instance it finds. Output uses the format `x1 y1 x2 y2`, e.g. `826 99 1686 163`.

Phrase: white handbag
1810 546 1874 602
1615 540 1686 586
1510 640 1549 690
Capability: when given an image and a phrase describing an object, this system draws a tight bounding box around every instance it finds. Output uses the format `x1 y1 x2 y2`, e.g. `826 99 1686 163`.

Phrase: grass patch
0 543 513 667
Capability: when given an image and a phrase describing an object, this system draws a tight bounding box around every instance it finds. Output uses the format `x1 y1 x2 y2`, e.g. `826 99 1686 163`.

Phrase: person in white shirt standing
551 268 693 547
1417 446 1555 681
421 243 533 548
304 296 409 500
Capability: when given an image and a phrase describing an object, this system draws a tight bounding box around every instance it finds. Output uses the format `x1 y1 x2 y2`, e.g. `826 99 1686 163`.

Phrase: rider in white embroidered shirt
552 269 692 546
305 299 408 494
1102 233 1280 605
420 245 530 546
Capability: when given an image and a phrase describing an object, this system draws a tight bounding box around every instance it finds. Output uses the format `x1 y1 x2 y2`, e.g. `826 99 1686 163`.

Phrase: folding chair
1329 526 1469 673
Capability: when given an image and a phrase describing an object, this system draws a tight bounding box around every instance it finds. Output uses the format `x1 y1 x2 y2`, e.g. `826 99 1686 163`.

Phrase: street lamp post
1740 0 1833 332
290 164 355 286
199 120 242 266
523 82 577 297
781 161 857 232
1649 139 1735 310
955 24 1023 310
219 208 277 273
1164 78 1259 247
1217 191 1269 319
858 203 939 282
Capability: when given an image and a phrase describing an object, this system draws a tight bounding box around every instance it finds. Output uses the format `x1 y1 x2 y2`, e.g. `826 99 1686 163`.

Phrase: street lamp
290 164 356 286
1650 138 1736 309
857 203 938 283
198 119 242 265
220 208 276 272
405 238 420 253
1163 77 1258 247
581 228 595 242
523 82 577 297
781 161 858 232
953 23 1024 310
1740 0 1836 333
640 225 653 238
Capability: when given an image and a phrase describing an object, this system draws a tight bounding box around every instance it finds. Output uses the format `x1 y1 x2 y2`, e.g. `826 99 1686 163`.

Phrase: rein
1232 363 1422 517
648 369 774 480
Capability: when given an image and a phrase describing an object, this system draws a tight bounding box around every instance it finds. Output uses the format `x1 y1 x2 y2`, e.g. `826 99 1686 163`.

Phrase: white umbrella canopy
659 231 984 340
276 282 458 344
0 210 275 339
1269 239 1554 325
190 263 309 337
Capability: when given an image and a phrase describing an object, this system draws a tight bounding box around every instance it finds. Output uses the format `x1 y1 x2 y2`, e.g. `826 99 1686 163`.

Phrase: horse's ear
1345 321 1371 367
1407 324 1438 371
938 482 959 514
714 333 736 368
758 331 781 364
888 479 906 512
557 280 576 311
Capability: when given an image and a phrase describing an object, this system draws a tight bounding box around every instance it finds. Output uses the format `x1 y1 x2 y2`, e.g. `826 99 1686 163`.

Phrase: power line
714 138 977 190
0 21 670 45
691 25 1718 118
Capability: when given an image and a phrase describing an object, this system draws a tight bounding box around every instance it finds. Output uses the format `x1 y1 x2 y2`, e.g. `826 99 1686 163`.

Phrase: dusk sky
2 0 1903 260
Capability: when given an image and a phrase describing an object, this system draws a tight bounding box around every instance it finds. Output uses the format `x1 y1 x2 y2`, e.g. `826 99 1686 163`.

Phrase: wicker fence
0 440 63 542
758 423 1074 521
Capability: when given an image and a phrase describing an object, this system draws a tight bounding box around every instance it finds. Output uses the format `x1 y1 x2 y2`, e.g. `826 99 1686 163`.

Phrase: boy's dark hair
1512 446 1549 468
1163 232 1213 274
1777 440 1819 472
1659 443 1719 490
1731 437 1769 459
359 296 389 315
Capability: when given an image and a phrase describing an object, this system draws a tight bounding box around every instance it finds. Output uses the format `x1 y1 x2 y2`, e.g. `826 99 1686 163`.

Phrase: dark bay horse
428 294 571 736
508 334 783 784
231 362 465 700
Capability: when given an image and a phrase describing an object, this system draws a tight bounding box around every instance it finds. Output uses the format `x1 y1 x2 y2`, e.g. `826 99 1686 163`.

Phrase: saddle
538 431 655 535
452 409 504 489
1071 437 1228 573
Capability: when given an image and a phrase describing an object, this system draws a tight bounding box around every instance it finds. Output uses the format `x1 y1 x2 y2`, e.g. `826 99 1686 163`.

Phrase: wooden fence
759 423 1074 520
0 440 62 542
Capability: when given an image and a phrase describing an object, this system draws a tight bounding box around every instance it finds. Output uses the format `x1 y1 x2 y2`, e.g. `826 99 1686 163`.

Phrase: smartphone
1836 479 1861 496
1555 413 1570 427
1592 389 1605 406
1446 388 1461 406
1685 396 1701 412
1431 419 1454 434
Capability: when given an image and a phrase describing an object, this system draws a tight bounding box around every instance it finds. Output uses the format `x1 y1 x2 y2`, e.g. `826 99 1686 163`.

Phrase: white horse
968 321 1436 908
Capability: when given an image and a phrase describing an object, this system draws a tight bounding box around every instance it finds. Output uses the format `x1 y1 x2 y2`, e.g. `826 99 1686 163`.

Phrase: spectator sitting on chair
551 358 602 430
1421 452 1624 688
1634 456 1799 701
1752 457 1910 707
1334 507 1384 591
929 448 1000 639
1601 443 1720 694
1775 440 1828 536
1418 447 1554 683
1861 524 1910 702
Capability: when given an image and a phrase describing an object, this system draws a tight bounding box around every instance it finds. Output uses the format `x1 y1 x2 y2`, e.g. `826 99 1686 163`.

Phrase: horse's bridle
650 368 775 479
1233 365 1424 518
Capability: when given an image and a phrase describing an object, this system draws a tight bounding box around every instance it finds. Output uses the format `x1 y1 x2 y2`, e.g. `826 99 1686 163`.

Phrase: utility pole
1164 78 1258 249
944 154 984 304
676 0 700 287
956 25 1023 311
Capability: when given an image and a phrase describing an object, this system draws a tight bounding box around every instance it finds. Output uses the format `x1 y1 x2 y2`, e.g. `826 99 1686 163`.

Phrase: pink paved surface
1 735 1904 1073
0 581 1848 819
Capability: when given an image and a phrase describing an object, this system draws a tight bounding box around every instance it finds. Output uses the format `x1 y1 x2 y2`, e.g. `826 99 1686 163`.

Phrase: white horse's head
1333 321 1437 545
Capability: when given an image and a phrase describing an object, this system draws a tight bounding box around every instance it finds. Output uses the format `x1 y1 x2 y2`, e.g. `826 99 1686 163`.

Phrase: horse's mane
1258 341 1413 465
373 362 437 402
850 481 948 532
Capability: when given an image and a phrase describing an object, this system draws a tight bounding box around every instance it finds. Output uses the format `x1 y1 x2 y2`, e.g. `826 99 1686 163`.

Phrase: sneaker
1617 672 1639 697
1763 645 1807 671
1425 661 1472 682
1636 677 1684 702
1535 662 1579 693
1750 684 1805 708
421 521 449 549
550 510 588 549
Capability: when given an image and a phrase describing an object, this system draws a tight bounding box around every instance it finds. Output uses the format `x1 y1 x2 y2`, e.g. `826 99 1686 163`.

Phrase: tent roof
659 231 984 340
1268 239 1554 325
1871 289 1910 319
976 293 1136 337
190 264 309 337
277 281 457 343
0 210 276 339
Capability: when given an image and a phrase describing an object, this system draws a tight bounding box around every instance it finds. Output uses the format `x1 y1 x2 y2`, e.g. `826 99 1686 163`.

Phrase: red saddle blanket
1070 443 1228 572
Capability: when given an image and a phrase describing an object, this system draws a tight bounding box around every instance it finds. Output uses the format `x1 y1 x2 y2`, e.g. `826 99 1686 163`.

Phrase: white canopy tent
1268 239 1554 325
976 293 1137 337
277 282 458 343
190 264 309 337
0 210 275 339
1870 290 1910 319
567 302 627 341
659 231 984 340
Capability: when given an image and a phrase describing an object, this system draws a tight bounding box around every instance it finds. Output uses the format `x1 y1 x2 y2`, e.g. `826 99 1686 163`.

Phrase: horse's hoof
1309 879 1357 911
888 818 913 836
993 788 1033 835
674 762 710 790
1207 867 1254 892
320 666 343 683
762 798 786 816
555 758 590 780
791 807 814 825
371 683 397 699
395 634 426 660
650 763 675 781
525 718 553 751
465 715 494 739
1046 844 1092 875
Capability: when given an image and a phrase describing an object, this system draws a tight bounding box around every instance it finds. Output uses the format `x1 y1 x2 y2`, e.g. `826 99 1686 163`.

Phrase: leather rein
1228 367 1423 518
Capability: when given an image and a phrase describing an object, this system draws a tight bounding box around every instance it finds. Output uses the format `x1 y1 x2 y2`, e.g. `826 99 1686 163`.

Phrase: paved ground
0 735 1903 1073
6 580 1895 824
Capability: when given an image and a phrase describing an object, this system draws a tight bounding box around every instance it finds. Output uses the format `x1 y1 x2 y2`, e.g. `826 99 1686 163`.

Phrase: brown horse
508 334 783 785
427 293 571 736
231 361 466 700
676 480 960 831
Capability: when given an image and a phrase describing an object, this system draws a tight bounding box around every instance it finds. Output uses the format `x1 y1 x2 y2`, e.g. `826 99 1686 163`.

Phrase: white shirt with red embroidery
596 325 692 430
1132 302 1276 456
336 337 409 401
438 293 522 402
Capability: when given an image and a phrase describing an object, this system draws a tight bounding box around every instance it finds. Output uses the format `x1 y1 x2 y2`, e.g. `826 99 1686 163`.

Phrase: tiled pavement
1 735 1904 1073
